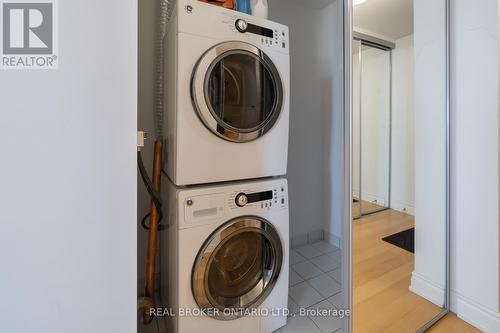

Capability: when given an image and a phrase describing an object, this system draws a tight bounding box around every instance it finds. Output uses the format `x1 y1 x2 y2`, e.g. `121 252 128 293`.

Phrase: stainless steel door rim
191 216 283 320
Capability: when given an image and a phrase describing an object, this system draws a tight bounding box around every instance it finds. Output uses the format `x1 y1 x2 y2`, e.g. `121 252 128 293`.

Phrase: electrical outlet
137 131 147 150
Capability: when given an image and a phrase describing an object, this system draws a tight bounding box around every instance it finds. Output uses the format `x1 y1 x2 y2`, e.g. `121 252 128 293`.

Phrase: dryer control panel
178 0 290 55
231 17 289 52
228 185 287 211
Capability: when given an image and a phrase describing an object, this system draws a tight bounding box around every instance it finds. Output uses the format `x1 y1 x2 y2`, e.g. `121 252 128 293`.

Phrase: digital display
247 23 274 38
247 191 273 203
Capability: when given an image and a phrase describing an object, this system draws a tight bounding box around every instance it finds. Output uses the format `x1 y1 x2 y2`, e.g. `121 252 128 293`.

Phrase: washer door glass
192 42 284 142
192 217 283 320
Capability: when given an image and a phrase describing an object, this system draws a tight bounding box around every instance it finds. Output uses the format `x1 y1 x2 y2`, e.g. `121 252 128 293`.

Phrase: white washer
160 178 289 333
164 0 290 185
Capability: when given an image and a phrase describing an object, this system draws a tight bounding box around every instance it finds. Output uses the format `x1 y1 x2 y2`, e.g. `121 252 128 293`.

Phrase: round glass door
191 41 284 142
192 217 283 320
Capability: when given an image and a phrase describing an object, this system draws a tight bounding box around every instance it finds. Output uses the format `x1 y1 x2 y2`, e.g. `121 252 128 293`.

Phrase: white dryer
160 178 289 333
164 0 290 185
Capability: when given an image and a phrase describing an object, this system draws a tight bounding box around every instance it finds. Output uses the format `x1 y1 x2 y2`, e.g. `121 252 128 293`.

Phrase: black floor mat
382 228 415 253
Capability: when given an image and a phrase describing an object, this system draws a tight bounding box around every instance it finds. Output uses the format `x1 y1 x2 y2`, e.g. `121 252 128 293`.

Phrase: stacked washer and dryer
160 0 291 332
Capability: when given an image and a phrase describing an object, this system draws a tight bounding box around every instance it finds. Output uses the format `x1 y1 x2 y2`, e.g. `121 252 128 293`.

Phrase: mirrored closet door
352 39 391 218
350 0 449 332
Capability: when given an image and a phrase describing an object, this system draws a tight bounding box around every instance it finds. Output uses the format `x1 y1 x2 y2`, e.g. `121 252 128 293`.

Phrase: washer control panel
180 179 288 227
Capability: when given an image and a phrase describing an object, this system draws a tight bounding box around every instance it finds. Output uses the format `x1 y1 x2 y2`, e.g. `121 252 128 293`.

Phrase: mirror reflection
352 0 447 332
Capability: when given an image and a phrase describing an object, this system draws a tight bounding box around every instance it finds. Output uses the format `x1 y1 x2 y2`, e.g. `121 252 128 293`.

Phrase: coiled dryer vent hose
154 0 175 138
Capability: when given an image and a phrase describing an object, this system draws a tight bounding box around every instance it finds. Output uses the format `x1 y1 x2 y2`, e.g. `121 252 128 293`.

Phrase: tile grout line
291 257 341 283
285 242 344 333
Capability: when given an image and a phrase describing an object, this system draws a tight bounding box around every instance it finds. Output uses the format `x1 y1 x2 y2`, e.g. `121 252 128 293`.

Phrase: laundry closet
137 1 347 332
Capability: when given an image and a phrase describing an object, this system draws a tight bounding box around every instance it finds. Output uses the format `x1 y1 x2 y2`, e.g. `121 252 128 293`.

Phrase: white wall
450 0 500 331
0 1 137 332
269 0 344 247
320 0 345 246
391 34 415 215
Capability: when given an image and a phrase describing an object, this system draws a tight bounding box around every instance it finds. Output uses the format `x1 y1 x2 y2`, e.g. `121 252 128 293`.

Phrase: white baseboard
291 230 342 250
410 272 500 332
409 272 445 307
360 191 388 207
326 232 342 249
451 292 500 333
390 199 415 216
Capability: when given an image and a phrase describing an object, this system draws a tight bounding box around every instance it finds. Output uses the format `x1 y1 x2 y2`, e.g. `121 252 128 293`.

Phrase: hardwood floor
428 314 482 333
353 209 482 333
353 200 387 218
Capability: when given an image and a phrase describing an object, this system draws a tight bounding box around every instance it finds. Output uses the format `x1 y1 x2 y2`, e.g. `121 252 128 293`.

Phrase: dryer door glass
206 52 277 131
192 217 283 320
192 42 284 142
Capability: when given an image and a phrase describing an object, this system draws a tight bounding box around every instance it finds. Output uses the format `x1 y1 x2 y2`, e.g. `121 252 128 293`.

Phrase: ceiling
354 0 413 40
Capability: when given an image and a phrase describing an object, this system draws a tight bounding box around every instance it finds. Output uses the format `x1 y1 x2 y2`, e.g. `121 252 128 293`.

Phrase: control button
235 19 248 33
235 193 248 207
186 199 193 206
281 198 285 204
269 202 272 207
281 187 284 192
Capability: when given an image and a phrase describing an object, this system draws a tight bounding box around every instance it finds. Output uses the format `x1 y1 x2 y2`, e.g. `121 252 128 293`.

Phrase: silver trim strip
388 49 393 210
415 310 450 333
445 0 451 313
344 0 353 332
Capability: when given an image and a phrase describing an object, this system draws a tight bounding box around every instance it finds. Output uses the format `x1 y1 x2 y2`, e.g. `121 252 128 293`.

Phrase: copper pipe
139 138 163 324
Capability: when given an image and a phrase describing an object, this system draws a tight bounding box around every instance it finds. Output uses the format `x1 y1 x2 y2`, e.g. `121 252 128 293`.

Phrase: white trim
353 26 396 44
451 292 500 333
358 191 388 207
291 230 342 250
409 272 445 307
410 273 500 333
326 232 342 249
390 199 415 215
